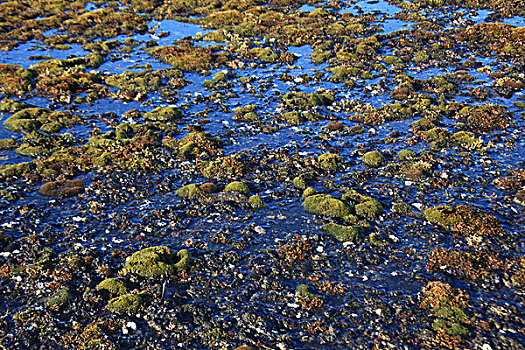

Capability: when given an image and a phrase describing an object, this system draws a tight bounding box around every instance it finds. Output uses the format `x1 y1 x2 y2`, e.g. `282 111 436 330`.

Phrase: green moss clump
282 92 334 110
96 278 127 296
292 176 307 190
0 138 19 150
396 149 416 161
147 41 224 72
45 288 73 311
143 106 182 122
106 294 142 315
295 284 312 298
392 202 413 216
451 131 483 150
248 194 264 210
302 187 316 199
224 181 250 195
176 184 205 199
410 118 435 131
124 246 190 277
321 223 359 243
281 111 306 125
233 104 259 123
0 99 33 113
251 48 279 63
0 64 34 95
213 71 227 82
423 205 457 226
361 151 385 168
174 249 191 273
4 108 46 132
383 56 403 65
303 194 351 218
105 70 162 96
355 199 383 218
369 233 386 247
0 162 32 178
414 51 429 63
318 153 343 170
39 179 85 198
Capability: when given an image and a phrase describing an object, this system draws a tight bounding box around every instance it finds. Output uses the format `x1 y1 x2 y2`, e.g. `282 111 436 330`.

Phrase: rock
199 183 218 193
514 190 525 206
39 179 85 198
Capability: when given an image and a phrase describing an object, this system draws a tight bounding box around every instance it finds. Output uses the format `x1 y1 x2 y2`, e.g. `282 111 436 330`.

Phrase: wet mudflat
0 0 524 349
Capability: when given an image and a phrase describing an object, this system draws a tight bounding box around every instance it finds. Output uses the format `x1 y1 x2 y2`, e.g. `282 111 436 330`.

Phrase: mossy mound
250 48 279 63
341 189 383 218
361 151 385 168
295 284 312 298
321 223 360 243
143 106 182 122
317 153 343 170
282 92 334 110
163 131 223 157
0 64 34 96
424 205 503 237
292 176 307 190
248 194 264 210
224 181 250 195
123 246 190 278
176 184 205 199
105 70 162 98
0 99 33 114
4 107 80 134
148 41 227 72
0 139 19 150
45 288 73 311
233 104 258 123
106 294 142 315
303 194 352 218
423 205 459 226
451 131 483 150
302 187 317 199
96 278 128 297
396 149 416 161
39 179 85 198
355 199 384 218
4 108 46 133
